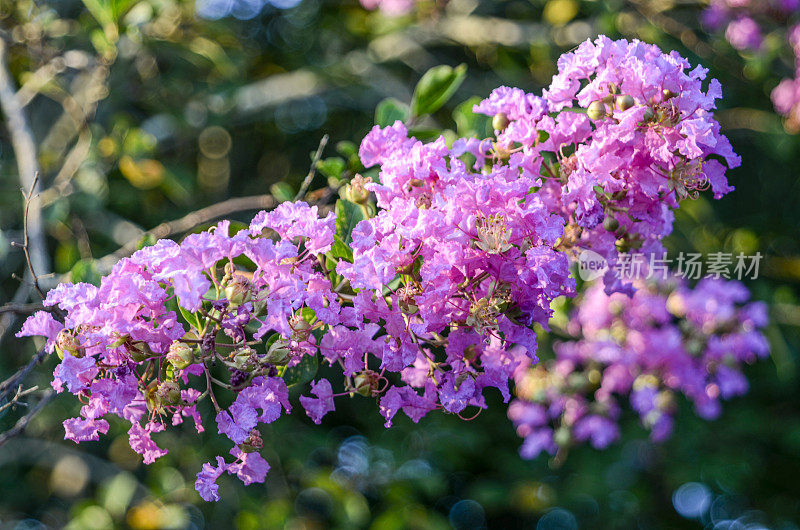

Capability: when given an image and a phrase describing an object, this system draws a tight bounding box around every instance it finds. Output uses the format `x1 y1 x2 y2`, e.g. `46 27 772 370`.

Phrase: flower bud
492 112 510 132
239 429 263 453
55 330 81 360
156 380 181 406
642 107 655 122
224 276 252 308
586 100 606 120
167 340 195 369
345 174 370 205
662 88 676 100
129 342 154 363
264 340 292 366
234 346 258 371
615 237 631 253
554 426 571 447
602 215 619 232
290 316 312 342
615 94 635 111
353 370 379 397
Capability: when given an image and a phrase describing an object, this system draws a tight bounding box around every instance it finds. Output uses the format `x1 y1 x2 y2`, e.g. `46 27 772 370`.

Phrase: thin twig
0 302 50 316
95 193 278 272
0 346 49 399
11 173 46 299
0 389 56 448
0 37 48 278
294 134 329 201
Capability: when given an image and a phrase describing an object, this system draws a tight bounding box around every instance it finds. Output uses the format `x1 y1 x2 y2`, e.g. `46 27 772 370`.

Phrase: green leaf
316 157 346 180
178 305 202 332
270 181 295 203
335 199 366 246
329 234 354 262
70 259 102 286
375 97 411 127
411 64 467 118
282 354 318 388
453 96 490 138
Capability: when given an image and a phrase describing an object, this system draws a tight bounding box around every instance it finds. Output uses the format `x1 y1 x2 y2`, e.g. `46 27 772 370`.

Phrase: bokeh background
1 0 799 528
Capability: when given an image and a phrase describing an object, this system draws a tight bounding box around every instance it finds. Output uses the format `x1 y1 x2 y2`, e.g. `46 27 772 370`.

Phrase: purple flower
54 355 98 394
128 422 168 464
63 417 109 443
195 457 229 502
299 378 335 424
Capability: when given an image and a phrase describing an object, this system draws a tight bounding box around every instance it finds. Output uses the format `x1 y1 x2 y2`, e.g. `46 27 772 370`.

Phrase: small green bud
234 346 258 371
353 370 379 397
554 426 571 447
492 112 510 132
586 100 606 121
602 215 619 232
344 174 370 205
166 340 195 369
264 340 292 366
55 330 81 360
615 238 631 253
129 342 154 363
224 275 252 308
642 107 655 122
662 88 676 100
157 380 181 406
615 94 635 111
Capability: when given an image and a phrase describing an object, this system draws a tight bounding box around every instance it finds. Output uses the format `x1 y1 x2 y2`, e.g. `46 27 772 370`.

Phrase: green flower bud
554 426 571 447
615 94 635 111
615 237 631 253
602 215 619 232
353 370 379 397
156 380 181 406
662 88 676 100
492 112 510 132
345 174 370 205
55 330 81 360
586 100 606 121
234 346 258 371
642 107 655 122
166 340 195 369
129 342 154 363
264 340 291 366
224 275 252 308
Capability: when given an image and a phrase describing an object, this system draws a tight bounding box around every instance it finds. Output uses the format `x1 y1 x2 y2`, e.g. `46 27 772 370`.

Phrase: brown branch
0 346 49 398
295 134 329 201
0 389 56 448
0 37 49 280
0 302 50 316
11 173 47 299
95 193 278 272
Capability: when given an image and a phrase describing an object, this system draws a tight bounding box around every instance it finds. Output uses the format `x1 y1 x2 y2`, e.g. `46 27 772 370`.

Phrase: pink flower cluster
15 37 749 502
509 277 769 459
473 36 738 294
701 0 800 126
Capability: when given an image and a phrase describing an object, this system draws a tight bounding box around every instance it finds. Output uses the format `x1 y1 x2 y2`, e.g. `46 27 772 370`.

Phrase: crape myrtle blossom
473 36 739 294
701 0 800 128
509 277 769 459
15 37 752 502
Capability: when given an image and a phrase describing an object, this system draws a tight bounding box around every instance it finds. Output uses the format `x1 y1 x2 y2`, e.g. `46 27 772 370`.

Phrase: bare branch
0 303 50 316
95 193 278 273
295 134 329 201
0 37 49 281
0 389 56 448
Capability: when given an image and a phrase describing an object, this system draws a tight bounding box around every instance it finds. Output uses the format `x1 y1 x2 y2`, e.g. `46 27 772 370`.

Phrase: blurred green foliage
1 0 800 528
